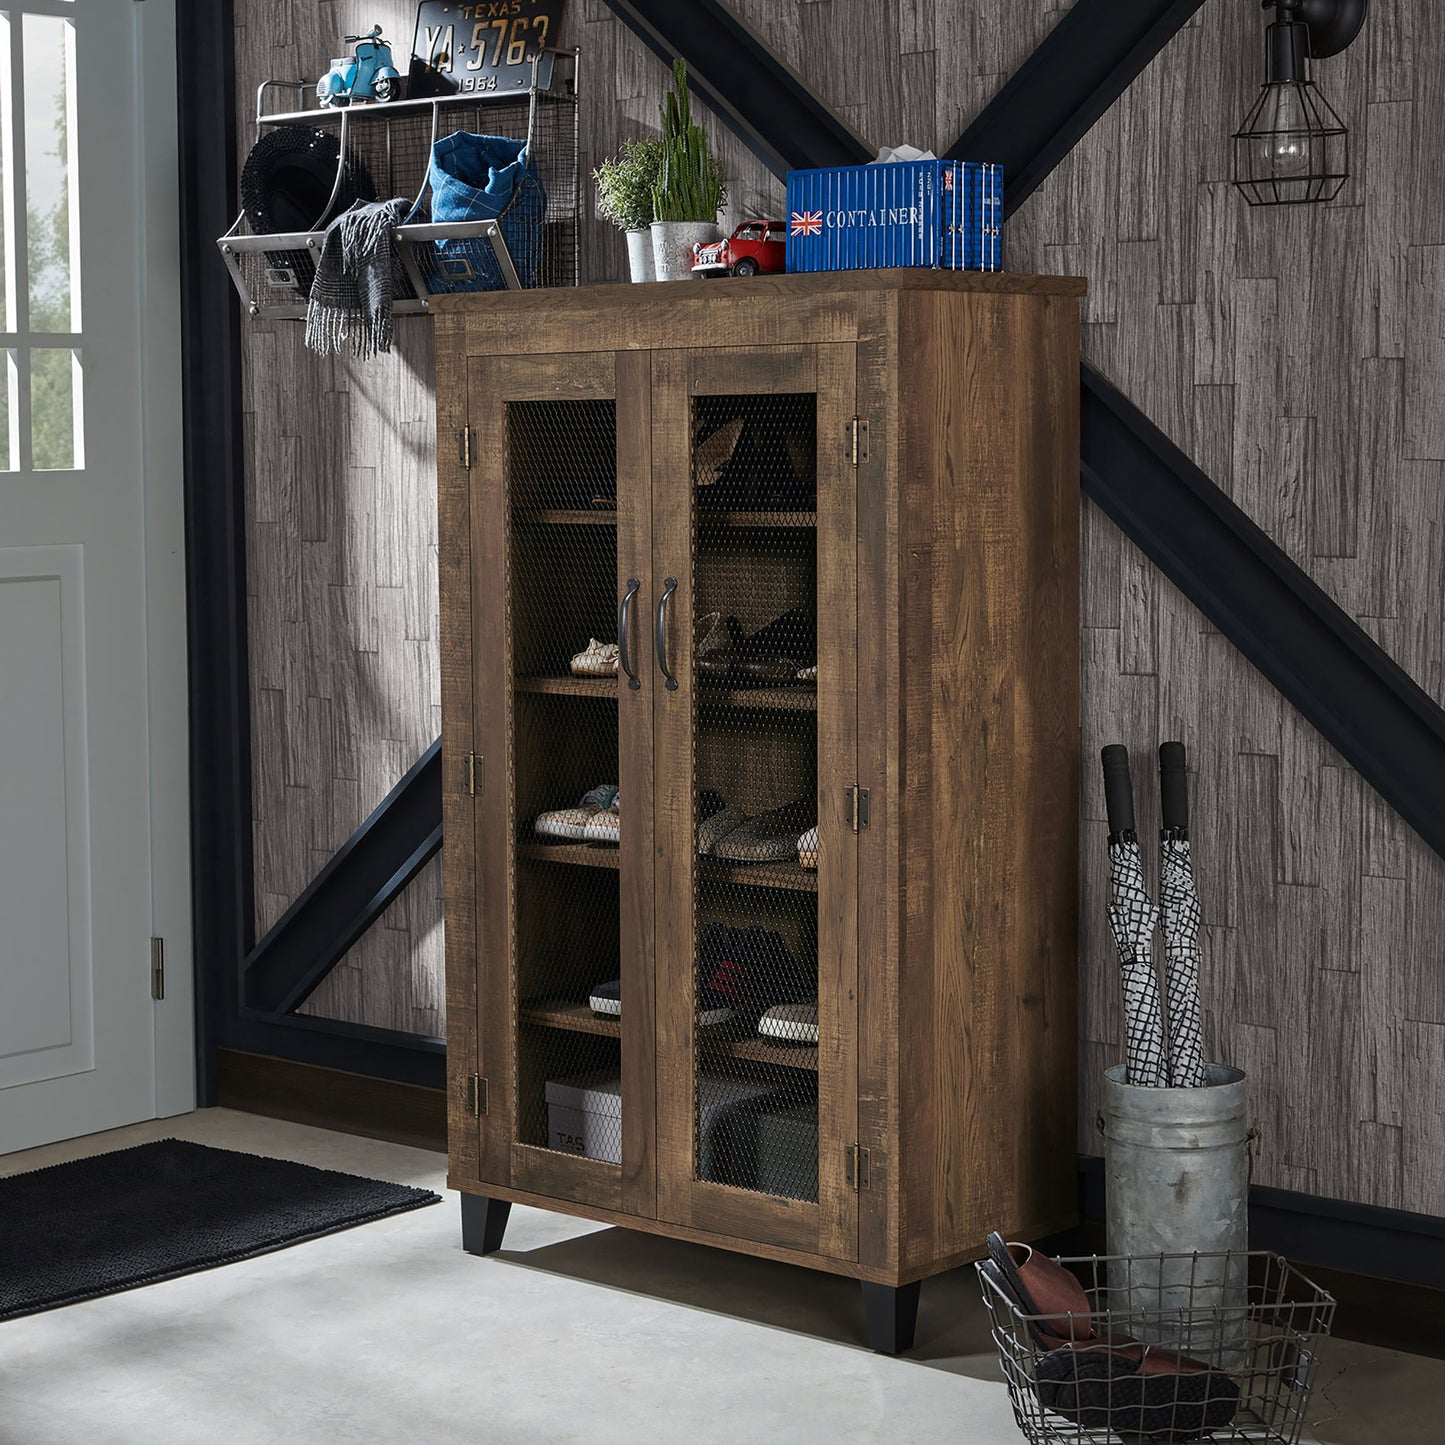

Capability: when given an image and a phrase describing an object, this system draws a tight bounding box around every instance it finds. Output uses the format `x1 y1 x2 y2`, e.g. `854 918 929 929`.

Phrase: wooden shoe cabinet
435 270 1085 1352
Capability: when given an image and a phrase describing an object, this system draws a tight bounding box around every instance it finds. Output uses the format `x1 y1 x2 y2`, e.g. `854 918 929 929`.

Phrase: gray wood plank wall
232 0 1445 1213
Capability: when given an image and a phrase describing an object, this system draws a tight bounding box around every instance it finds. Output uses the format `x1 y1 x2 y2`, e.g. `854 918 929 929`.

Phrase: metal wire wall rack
218 48 580 320
980 1250 1336 1445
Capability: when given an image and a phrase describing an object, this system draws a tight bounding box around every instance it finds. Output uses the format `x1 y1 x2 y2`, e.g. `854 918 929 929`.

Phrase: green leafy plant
651 59 726 223
593 136 664 232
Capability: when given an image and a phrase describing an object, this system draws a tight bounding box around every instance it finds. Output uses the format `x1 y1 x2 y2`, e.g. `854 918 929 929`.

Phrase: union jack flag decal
789 210 823 236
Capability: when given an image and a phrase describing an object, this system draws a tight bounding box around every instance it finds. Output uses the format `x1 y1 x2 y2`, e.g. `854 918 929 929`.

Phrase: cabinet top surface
433 268 1087 320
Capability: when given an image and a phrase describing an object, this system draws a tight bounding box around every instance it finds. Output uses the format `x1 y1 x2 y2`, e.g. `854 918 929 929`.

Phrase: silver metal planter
650 220 719 280
1102 1062 1251 1368
624 228 655 282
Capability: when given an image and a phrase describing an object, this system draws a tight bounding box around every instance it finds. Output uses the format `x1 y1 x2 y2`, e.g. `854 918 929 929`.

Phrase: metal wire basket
219 48 579 318
979 1251 1334 1444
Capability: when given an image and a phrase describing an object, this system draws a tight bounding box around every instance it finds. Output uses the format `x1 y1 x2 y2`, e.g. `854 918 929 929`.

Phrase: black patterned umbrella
1158 742 1208 1088
1102 745 1168 1088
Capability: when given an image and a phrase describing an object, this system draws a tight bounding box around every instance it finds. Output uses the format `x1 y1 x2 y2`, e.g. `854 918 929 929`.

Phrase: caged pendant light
1232 0 1368 206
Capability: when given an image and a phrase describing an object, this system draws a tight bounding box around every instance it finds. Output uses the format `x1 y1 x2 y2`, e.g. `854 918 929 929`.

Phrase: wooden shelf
704 1036 820 1071
521 999 620 1038
514 508 618 526
518 842 621 870
698 857 819 893
515 675 618 697
697 510 816 528
702 684 817 712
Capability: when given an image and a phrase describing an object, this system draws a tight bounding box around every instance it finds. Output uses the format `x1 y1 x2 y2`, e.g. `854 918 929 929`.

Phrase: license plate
408 1 567 98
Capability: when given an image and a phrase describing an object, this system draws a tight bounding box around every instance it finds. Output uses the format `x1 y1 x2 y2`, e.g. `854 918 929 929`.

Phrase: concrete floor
0 1109 1437 1445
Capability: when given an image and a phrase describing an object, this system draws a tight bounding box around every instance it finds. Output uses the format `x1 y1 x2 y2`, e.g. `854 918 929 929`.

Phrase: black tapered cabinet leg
460 1194 511 1255
860 1280 922 1355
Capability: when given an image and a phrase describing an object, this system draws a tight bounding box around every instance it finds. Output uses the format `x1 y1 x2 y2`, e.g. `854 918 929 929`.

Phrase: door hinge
846 1144 871 1191
848 416 869 466
846 785 870 832
460 426 475 469
150 937 165 1001
465 751 482 796
468 1073 488 1117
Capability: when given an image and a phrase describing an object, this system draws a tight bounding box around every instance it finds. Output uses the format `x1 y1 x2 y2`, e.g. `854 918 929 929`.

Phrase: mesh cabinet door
467 351 656 1216
652 345 860 1262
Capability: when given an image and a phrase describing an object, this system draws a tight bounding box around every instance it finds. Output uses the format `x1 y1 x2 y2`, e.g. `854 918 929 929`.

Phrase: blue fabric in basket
425 133 545 291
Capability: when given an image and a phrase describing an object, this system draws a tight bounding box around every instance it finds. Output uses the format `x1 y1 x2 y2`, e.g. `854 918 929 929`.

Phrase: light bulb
1256 82 1312 176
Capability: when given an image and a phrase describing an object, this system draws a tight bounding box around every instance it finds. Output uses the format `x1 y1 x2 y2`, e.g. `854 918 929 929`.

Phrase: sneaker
534 784 617 841
589 978 621 1016
758 1000 818 1045
797 827 818 870
582 804 620 844
697 924 811 1029
712 798 816 862
570 638 619 677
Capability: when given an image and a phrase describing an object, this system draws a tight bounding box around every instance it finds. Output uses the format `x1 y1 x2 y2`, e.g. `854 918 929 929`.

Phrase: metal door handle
618 578 641 690
655 577 678 691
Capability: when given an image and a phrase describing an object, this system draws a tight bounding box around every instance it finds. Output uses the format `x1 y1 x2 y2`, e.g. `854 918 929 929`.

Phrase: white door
0 0 190 1154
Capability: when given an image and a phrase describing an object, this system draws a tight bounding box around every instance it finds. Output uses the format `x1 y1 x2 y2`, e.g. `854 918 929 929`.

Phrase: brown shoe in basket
979 1233 1240 1442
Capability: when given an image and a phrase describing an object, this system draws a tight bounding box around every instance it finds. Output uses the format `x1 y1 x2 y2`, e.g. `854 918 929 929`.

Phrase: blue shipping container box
785 160 1003 274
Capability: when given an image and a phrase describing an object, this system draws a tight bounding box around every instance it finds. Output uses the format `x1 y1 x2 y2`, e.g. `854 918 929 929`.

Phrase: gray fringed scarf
305 198 409 359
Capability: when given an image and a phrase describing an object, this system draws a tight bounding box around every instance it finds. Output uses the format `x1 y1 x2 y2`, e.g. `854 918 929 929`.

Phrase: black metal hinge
465 752 482 797
150 937 165 1001
468 1073 487 1117
846 1144 871 1190
460 426 475 469
846 785 870 832
848 417 869 466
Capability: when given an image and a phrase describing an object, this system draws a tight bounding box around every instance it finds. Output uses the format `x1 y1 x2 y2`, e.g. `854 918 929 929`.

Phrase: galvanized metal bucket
1102 1063 1251 1368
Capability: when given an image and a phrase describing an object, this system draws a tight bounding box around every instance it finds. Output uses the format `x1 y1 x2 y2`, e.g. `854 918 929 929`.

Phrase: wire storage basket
219 49 579 319
980 1251 1334 1445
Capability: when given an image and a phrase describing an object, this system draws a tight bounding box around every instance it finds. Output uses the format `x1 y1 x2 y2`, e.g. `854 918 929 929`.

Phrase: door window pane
30 345 79 470
24 11 80 332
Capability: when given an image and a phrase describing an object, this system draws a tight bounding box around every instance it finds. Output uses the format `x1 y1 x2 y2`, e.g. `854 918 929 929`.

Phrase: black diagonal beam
1083 363 1445 860
950 0 1207 218
242 740 442 1015
598 0 871 175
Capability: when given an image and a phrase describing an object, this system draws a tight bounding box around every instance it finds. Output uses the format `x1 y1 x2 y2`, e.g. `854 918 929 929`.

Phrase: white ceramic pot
650 220 720 281
624 229 656 283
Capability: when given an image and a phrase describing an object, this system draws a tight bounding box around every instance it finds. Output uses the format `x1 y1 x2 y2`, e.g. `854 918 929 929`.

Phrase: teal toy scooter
317 25 401 107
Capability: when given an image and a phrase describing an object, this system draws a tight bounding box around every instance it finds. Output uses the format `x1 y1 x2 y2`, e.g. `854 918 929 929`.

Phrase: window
0 3 83 473
736 224 762 241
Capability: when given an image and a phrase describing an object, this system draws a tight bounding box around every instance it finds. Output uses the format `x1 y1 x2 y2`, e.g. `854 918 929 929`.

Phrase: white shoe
570 638 620 677
758 1001 818 1045
582 806 620 844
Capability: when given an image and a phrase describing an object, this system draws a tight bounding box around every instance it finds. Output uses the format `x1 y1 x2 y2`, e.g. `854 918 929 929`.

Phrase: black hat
241 125 375 235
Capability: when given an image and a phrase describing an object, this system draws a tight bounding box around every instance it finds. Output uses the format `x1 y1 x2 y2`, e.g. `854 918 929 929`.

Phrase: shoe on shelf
758 1000 818 1045
583 804 620 844
589 978 621 1017
697 804 749 854
697 924 811 1030
735 607 816 686
534 784 618 841
694 416 745 487
797 827 818 871
795 664 817 683
697 923 745 1025
712 798 816 863
570 638 619 677
696 612 742 682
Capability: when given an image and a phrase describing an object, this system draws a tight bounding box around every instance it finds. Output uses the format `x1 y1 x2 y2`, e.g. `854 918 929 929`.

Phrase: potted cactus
594 136 665 282
649 59 727 281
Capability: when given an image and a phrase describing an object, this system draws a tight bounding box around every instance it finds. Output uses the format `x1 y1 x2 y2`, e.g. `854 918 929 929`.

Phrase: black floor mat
0 1137 441 1321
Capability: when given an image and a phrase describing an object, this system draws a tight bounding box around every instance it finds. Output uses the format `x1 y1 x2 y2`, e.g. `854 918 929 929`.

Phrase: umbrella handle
1160 740 1189 833
1101 744 1137 839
